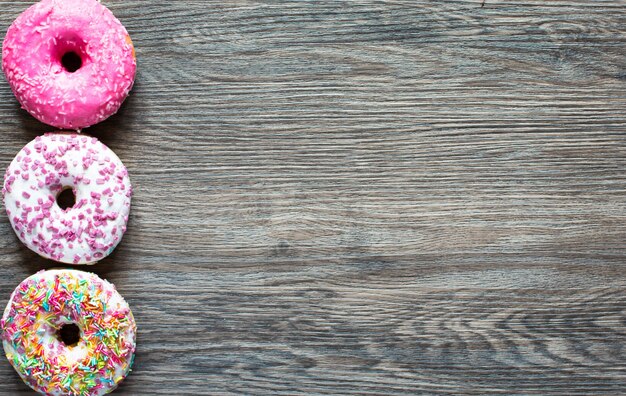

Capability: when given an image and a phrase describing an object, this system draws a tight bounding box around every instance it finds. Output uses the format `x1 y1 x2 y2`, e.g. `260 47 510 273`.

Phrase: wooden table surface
1 1 626 394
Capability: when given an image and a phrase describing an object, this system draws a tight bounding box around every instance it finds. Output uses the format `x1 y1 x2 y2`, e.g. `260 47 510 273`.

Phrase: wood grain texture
1 0 626 394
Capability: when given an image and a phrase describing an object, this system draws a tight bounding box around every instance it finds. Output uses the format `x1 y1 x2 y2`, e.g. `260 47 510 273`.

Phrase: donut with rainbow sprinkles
1 269 136 395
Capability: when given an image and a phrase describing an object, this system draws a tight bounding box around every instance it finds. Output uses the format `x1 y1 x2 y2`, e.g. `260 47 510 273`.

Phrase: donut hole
56 187 76 210
58 323 81 346
53 34 88 74
61 51 82 73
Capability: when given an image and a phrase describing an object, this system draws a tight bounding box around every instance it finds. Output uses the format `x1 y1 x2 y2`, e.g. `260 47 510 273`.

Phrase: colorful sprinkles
2 133 132 264
2 0 136 130
1 269 136 396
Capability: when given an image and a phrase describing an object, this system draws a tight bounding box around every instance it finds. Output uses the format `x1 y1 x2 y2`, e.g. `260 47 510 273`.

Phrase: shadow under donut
85 80 141 147
14 80 141 147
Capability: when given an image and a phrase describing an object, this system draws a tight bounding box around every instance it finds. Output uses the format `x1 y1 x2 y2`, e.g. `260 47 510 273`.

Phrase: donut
2 132 132 264
2 0 136 130
1 269 136 395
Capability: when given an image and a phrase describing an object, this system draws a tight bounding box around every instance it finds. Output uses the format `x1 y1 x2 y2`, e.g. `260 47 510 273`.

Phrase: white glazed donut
2 132 131 264
1 269 136 395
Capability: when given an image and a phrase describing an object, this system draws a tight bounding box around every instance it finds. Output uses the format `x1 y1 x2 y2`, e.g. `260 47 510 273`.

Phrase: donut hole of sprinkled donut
61 51 82 73
1 0 136 130
2 133 132 264
1 270 136 395
57 322 81 346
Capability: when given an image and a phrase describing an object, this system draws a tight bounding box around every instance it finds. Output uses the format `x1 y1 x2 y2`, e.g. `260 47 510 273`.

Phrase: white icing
2 133 131 264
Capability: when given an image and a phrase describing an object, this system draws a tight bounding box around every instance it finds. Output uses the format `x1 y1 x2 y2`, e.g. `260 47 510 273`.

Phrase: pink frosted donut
2 133 132 264
2 0 136 130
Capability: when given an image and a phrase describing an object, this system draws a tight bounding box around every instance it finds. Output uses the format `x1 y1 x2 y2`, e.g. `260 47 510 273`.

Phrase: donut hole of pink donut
60 51 82 73
19 174 117 263
50 31 90 73
2 0 136 130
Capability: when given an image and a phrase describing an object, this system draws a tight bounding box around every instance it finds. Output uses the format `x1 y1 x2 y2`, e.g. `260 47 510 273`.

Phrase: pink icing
2 0 136 130
2 132 132 264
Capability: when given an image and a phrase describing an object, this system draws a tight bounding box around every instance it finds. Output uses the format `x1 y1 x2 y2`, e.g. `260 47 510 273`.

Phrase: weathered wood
0 0 625 394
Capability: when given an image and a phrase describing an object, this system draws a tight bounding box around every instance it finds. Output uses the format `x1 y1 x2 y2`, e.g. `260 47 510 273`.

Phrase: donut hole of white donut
56 186 76 210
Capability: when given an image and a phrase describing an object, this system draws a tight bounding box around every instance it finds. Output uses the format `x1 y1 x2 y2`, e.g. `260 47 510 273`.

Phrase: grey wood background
0 0 625 394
